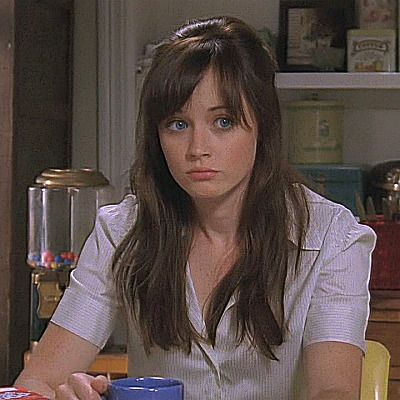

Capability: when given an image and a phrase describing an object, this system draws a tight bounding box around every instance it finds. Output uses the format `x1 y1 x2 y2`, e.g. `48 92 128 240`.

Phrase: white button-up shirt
52 187 376 399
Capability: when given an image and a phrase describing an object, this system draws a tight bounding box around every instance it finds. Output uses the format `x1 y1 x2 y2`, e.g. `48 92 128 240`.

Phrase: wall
71 0 97 169
142 0 279 42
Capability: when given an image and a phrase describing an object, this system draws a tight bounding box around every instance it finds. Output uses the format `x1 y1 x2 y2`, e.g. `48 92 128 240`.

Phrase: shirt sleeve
303 209 377 353
51 195 136 349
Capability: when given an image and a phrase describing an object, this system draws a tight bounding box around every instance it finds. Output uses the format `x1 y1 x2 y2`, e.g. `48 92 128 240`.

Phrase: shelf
276 72 400 90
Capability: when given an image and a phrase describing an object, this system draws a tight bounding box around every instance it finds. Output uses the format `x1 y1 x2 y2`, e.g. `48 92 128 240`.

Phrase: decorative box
294 164 367 216
364 218 400 289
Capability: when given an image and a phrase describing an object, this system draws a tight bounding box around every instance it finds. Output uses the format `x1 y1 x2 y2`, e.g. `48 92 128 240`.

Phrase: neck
193 194 243 244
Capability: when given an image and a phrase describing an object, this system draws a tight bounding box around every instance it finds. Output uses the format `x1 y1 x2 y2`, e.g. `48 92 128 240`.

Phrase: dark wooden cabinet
0 0 73 385
367 290 400 400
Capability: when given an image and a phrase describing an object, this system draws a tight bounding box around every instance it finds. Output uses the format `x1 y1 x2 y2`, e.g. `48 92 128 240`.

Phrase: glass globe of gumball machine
27 169 114 345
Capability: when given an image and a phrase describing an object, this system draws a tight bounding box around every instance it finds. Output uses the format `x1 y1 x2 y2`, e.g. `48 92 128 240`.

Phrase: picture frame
278 0 355 72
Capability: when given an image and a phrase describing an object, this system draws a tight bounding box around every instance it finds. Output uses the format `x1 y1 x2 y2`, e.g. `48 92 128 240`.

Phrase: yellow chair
360 340 391 400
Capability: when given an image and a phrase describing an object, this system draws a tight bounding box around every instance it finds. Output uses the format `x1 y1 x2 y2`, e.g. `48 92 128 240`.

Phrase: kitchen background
2 0 400 389
73 0 400 198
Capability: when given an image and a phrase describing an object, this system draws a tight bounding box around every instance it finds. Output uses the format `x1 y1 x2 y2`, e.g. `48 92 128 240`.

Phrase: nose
186 125 211 160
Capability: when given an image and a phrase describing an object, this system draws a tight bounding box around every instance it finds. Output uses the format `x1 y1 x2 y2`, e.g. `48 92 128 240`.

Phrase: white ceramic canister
287 100 344 164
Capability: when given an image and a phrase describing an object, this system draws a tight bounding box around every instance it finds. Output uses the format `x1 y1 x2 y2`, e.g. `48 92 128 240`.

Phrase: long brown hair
112 16 308 359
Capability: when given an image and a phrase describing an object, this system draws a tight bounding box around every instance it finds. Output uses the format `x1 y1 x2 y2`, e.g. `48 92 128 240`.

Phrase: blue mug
103 377 184 400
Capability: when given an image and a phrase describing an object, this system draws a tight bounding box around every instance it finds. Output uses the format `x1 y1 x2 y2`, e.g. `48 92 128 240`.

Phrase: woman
15 16 375 399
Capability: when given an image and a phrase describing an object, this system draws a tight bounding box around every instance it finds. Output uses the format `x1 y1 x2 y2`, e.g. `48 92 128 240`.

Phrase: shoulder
96 194 138 247
292 185 376 253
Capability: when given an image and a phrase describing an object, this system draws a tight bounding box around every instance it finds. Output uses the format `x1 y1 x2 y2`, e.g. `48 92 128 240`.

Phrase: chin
178 181 221 198
188 191 220 199
187 188 234 202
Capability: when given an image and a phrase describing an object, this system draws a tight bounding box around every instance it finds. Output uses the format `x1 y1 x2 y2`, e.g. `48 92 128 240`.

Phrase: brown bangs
211 59 251 130
144 36 251 128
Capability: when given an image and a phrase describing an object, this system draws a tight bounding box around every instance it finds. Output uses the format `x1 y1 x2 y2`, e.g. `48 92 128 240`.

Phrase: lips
186 168 218 181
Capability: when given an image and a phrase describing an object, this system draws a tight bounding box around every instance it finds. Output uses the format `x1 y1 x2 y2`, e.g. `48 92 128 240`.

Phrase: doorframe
97 0 136 199
0 0 14 385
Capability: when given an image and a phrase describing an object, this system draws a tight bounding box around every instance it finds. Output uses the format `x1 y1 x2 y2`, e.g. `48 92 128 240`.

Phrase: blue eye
168 120 188 131
216 117 233 129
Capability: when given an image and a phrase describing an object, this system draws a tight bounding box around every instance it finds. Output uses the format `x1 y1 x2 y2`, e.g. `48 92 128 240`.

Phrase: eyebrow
208 105 228 112
176 105 228 113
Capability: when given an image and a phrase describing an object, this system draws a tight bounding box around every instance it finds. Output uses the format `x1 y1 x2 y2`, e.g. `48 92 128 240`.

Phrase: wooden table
367 290 400 400
87 351 127 378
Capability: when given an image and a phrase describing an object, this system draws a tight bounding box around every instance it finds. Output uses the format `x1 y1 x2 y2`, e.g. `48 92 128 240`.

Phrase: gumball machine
27 169 114 344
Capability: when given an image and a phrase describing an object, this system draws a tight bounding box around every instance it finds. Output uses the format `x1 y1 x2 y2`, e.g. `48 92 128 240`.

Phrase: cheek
160 137 172 163
160 139 183 176
225 137 257 170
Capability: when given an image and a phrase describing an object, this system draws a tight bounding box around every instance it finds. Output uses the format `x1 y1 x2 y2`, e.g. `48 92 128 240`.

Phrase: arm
15 198 136 398
304 341 363 400
301 206 376 399
14 323 107 399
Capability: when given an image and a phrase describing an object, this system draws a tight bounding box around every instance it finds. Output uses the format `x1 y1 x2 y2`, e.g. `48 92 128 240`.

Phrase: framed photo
278 0 355 72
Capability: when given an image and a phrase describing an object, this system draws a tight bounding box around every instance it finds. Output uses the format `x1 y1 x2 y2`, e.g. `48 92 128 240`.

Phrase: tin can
0 388 48 400
347 29 396 72
287 100 344 164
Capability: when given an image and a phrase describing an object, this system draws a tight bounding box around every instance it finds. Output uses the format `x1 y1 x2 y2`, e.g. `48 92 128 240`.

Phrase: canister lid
286 100 343 109
35 169 110 188
370 161 400 192
347 29 396 37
